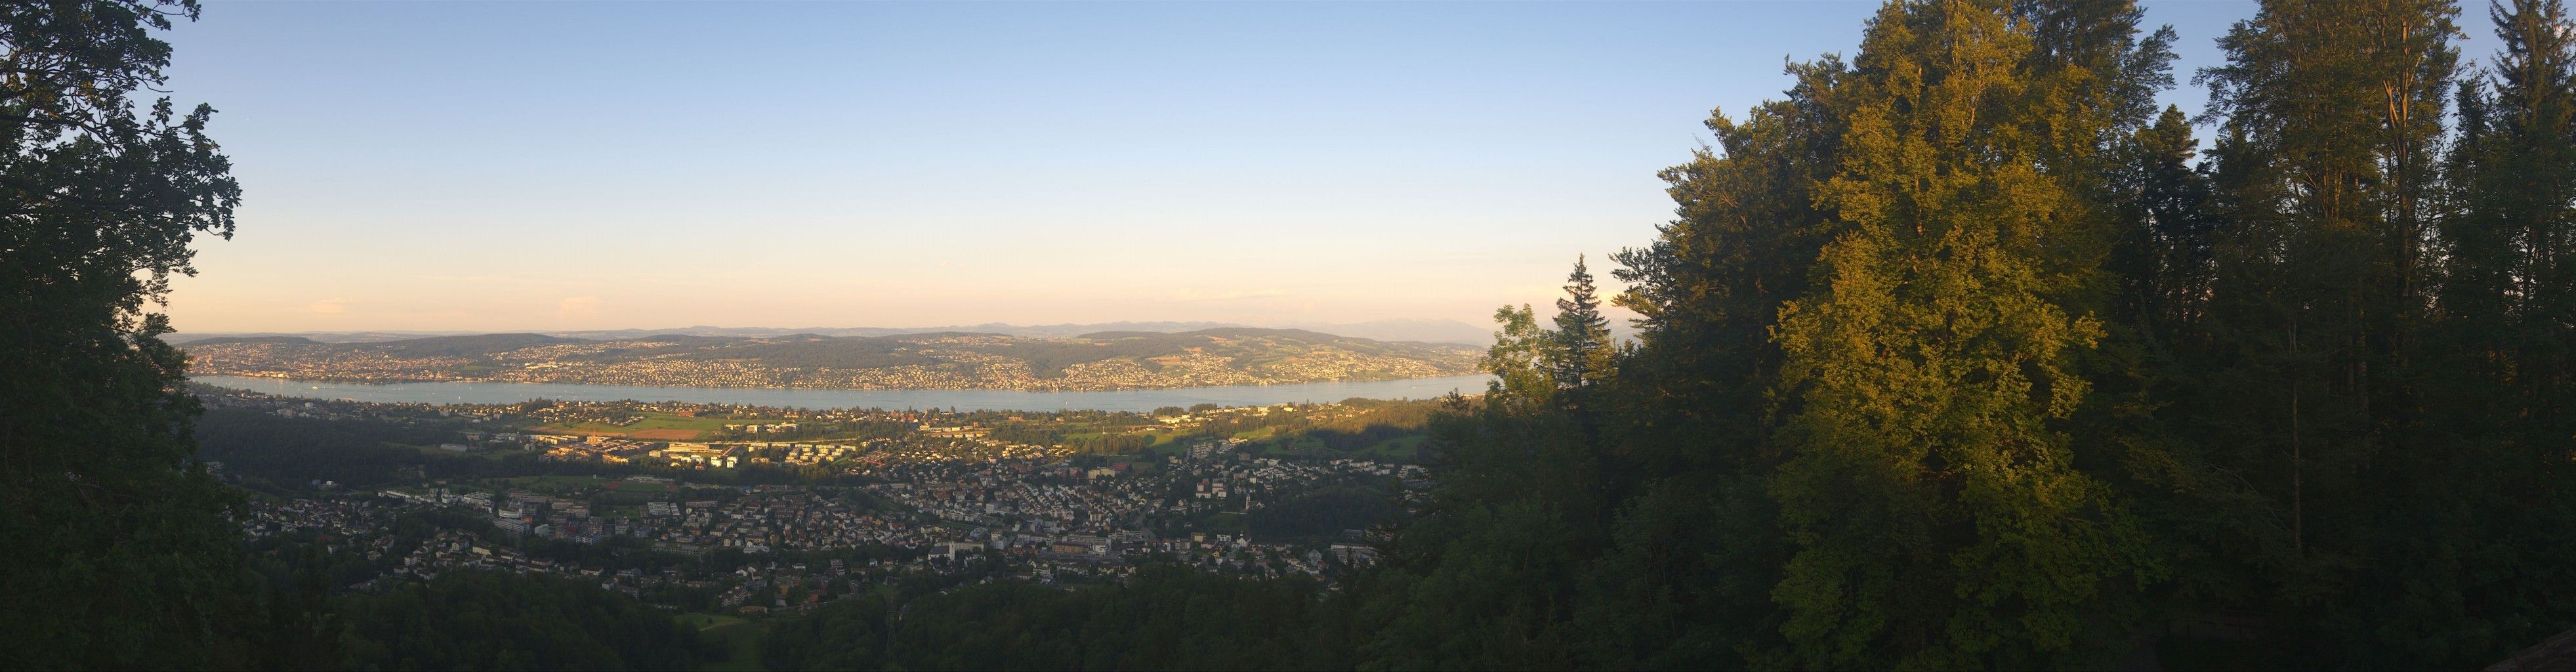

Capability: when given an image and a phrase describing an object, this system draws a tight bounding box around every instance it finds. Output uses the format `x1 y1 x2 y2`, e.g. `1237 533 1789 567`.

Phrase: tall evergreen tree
1550 255 1617 457
2112 106 2219 333
2386 1 2576 665
1340 0 2576 668
2190 0 2493 664
1575 52 1858 669
2472 0 2576 481
1550 255 1615 396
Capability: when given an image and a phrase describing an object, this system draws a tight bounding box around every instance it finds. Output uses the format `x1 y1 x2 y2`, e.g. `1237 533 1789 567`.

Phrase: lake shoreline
187 373 1497 413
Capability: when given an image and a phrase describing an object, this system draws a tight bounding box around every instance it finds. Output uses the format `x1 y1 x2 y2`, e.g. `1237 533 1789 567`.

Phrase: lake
188 374 1497 413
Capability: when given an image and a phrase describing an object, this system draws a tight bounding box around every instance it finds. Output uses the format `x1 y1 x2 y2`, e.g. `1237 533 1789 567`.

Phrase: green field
521 411 766 436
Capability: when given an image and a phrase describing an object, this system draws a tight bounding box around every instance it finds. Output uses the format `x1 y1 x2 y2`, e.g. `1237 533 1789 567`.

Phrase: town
206 385 1436 616
180 329 1481 391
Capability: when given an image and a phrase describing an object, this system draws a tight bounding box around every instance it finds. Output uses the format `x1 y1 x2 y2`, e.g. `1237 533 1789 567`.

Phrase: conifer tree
1549 256 1617 454
1577 53 1857 667
2384 1 2576 664
2190 0 2487 663
2193 0 2459 469
2116 106 2218 333
1608 55 1849 482
2473 0 2576 469
1549 255 1615 395
1364 0 2576 668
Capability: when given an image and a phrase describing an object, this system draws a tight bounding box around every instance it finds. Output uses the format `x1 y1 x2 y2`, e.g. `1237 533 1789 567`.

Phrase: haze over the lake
153 1 2419 333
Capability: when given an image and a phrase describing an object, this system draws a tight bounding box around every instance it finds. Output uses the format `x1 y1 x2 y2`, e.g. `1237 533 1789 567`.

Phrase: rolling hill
182 328 1484 391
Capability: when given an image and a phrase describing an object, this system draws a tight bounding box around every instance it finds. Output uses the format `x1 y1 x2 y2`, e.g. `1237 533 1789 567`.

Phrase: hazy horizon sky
154 1 2494 333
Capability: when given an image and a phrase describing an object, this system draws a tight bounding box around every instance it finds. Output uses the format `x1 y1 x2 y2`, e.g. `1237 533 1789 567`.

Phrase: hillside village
207 385 1439 616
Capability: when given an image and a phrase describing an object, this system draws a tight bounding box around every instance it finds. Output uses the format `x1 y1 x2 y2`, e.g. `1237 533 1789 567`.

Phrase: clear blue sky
155 1 2495 333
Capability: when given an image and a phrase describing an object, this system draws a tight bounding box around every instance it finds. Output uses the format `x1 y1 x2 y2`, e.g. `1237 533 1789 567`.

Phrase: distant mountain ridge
181 327 1484 392
171 318 1495 346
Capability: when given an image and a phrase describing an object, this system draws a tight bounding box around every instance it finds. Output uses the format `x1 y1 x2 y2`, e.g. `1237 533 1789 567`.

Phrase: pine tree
1578 52 1858 667
2477 0 2576 475
1548 255 1617 457
1549 255 1615 395
1607 56 1848 482
2190 0 2481 664
1361 1 2576 668
2115 106 2218 333
2387 1 2576 664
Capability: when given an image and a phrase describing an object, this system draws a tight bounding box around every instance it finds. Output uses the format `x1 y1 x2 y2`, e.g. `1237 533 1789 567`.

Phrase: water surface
189 374 1495 413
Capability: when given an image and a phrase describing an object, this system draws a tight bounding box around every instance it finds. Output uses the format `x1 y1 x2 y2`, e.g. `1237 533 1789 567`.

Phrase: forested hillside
1350 0 2576 667
771 1 2576 666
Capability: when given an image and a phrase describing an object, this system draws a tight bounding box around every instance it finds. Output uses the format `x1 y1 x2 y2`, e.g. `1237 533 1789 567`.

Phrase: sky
153 1 2501 333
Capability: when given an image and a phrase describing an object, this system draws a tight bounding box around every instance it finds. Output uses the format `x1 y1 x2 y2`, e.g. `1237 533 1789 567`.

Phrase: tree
2193 1 2460 557
1478 303 1556 415
2188 1 2495 663
2451 0 2576 483
333 571 711 670
2115 106 2219 333
0 1 249 667
1549 255 1615 396
1550 255 1619 457
1760 1 2157 666
2361 0 2576 665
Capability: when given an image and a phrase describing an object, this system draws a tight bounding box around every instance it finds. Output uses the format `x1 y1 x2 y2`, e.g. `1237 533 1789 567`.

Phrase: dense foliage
0 1 253 667
762 566 1344 671
1352 0 2576 668
331 571 713 671
1247 486 1398 539
18 0 2576 669
194 408 650 492
195 408 459 490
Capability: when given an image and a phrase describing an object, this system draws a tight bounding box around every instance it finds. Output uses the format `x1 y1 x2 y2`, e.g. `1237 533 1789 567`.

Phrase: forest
1337 0 2576 667
10 0 2576 669
778 0 2576 667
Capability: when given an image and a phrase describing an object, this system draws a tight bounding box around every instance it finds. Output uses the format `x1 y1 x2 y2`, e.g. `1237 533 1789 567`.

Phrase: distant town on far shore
177 324 1491 392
